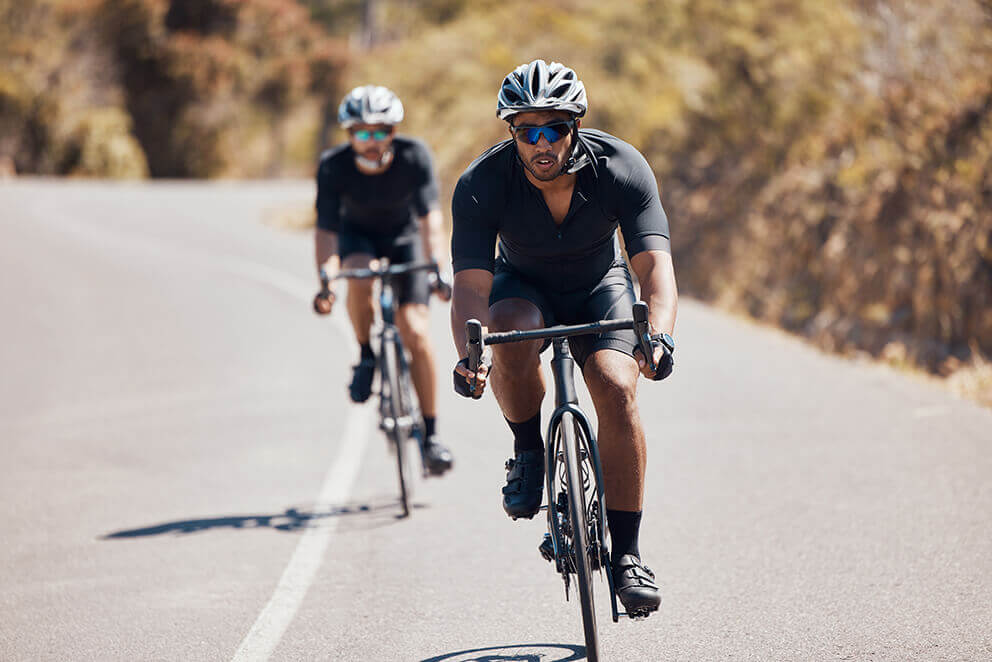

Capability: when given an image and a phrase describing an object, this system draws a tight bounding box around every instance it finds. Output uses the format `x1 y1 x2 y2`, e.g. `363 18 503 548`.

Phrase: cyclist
450 60 678 615
313 84 453 476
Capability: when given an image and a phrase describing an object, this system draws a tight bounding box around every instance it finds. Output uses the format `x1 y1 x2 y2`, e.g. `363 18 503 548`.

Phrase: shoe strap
615 555 658 587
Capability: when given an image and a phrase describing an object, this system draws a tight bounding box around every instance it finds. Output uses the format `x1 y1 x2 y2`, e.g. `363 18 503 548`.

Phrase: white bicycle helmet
338 85 404 128
497 59 587 121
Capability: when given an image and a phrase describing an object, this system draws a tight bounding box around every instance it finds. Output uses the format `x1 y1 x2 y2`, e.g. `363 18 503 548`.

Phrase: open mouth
532 156 556 169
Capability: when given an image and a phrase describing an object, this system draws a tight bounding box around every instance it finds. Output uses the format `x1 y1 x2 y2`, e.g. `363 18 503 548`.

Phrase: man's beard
355 147 394 170
521 152 563 181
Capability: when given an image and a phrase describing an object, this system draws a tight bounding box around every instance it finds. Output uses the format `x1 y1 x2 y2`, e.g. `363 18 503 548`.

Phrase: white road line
31 211 368 660
218 255 373 661
912 405 951 418
231 402 374 662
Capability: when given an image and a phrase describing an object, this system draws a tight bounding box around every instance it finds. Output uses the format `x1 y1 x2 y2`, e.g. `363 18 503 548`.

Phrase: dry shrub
99 0 348 177
0 0 348 177
345 0 991 397
0 0 149 176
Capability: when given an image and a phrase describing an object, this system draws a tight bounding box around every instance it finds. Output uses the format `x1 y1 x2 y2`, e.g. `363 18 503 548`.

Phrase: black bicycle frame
465 300 657 626
543 336 609 588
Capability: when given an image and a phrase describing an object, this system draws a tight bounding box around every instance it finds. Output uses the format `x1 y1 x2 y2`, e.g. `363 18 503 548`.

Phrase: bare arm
314 228 340 281
629 250 678 378
418 208 446 265
630 249 678 335
450 269 494 359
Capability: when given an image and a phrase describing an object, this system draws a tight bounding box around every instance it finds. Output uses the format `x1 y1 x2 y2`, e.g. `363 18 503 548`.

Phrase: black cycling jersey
451 129 670 292
316 136 440 237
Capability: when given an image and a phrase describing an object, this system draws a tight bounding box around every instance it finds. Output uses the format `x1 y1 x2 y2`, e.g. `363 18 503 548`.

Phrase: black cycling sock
506 411 543 455
608 509 642 561
423 416 436 439
359 343 374 361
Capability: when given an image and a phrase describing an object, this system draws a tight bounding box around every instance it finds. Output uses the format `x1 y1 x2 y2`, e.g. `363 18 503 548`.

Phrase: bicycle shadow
420 643 586 662
100 496 424 540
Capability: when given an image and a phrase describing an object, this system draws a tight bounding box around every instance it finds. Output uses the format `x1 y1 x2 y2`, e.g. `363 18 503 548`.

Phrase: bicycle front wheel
561 411 599 661
381 335 414 517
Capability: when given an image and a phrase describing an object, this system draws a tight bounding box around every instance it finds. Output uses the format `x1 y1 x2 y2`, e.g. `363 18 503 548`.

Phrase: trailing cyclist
313 84 454 476
450 60 678 615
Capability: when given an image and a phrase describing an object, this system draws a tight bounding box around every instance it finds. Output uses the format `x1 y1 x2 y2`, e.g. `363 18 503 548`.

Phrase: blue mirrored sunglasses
351 128 392 141
512 120 575 145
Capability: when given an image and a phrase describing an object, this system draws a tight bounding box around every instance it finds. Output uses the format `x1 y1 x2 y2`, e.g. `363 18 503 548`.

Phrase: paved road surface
1 181 990 661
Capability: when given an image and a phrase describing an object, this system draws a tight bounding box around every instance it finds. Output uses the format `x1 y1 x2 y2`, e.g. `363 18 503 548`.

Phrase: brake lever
466 319 484 398
632 301 657 374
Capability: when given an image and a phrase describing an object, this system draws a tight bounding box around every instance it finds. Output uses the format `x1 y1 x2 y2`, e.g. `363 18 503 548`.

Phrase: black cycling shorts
489 257 638 368
339 228 430 306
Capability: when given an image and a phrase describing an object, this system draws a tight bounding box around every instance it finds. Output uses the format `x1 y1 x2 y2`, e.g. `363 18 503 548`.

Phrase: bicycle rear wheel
560 411 600 661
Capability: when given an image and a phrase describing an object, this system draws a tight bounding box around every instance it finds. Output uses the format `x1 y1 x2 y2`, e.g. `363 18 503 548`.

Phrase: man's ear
576 119 581 129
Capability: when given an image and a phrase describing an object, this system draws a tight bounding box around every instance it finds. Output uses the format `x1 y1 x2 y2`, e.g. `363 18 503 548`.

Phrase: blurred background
2 0 990 405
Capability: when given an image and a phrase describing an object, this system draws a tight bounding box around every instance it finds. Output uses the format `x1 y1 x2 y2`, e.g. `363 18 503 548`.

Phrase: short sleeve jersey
451 129 670 292
316 136 439 237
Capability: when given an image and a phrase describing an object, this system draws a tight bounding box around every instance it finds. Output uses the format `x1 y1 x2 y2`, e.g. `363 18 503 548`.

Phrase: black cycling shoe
348 357 375 403
612 554 661 617
422 435 453 476
502 450 544 520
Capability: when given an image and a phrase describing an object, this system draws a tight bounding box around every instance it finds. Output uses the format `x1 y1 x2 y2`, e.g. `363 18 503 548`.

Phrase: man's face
508 110 578 182
348 123 395 162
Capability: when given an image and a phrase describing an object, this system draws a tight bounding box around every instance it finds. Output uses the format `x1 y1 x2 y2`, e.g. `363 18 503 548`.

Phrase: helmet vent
496 59 587 120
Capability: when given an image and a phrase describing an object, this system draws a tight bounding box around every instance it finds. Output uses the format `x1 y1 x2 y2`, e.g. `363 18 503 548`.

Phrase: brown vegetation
0 0 347 178
1 0 989 402
344 0 992 403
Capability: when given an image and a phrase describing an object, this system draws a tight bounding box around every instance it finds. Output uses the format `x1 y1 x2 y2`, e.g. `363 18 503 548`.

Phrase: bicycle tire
392 338 422 494
394 340 425 475
381 333 412 517
561 411 600 661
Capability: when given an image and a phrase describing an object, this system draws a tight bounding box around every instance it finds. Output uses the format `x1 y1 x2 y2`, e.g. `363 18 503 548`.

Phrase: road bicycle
464 302 658 662
331 260 442 518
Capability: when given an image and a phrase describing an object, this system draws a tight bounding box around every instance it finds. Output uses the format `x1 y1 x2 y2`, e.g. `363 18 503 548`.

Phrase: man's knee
584 351 639 410
489 299 543 367
341 253 376 293
397 304 430 352
489 298 543 332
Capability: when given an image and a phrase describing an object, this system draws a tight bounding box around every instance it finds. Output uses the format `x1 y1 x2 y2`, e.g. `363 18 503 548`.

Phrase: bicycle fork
541 338 619 621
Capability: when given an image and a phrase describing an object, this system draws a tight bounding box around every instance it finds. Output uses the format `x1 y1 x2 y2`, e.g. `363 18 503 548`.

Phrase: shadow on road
420 643 586 662
100 496 422 539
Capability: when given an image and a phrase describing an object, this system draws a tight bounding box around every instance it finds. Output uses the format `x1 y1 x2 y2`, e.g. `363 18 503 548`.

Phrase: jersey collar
564 129 597 177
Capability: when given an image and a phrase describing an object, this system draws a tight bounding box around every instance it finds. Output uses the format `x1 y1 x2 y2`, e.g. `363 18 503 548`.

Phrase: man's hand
429 268 453 302
634 342 673 381
312 288 335 315
453 356 490 398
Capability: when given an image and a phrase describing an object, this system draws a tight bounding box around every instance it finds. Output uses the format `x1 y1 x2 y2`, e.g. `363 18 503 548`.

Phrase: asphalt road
1 180 990 662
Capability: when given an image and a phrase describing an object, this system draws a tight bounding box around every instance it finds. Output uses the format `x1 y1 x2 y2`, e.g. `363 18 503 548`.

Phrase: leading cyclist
449 60 678 615
313 85 454 476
